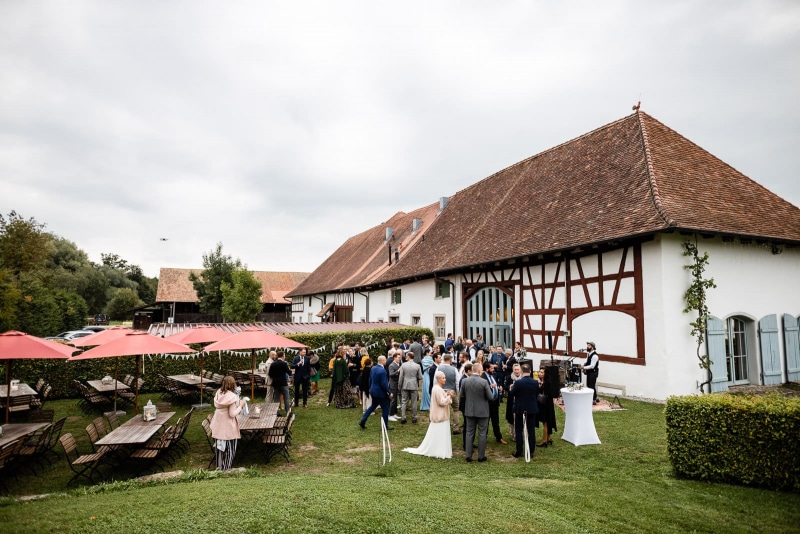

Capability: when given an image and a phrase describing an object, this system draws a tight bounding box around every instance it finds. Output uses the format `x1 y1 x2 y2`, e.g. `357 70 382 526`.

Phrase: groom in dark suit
459 362 494 462
291 348 311 408
508 363 539 458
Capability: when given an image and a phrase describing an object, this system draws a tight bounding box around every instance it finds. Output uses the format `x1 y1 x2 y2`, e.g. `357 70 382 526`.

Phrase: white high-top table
560 387 601 446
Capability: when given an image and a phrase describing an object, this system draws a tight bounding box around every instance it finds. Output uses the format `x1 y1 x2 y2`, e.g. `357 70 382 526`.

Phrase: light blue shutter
706 316 728 393
759 314 782 385
783 314 800 382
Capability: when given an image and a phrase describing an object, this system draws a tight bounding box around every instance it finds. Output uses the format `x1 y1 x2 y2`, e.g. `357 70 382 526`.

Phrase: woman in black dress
536 368 557 446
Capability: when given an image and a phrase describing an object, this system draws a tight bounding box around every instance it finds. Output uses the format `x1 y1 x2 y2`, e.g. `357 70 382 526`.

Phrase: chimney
412 218 423 233
385 226 394 242
438 197 449 213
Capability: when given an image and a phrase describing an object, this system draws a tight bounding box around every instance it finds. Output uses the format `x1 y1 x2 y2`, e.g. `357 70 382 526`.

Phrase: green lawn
0 391 798 533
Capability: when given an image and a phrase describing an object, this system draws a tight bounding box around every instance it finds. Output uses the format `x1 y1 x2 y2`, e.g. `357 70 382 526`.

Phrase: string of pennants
141 335 385 373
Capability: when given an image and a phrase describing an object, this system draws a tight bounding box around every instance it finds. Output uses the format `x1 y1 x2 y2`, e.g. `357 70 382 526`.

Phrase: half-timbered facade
287 110 800 400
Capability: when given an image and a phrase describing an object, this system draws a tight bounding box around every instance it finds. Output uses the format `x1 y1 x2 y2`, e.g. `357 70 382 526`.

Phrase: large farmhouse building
287 110 800 400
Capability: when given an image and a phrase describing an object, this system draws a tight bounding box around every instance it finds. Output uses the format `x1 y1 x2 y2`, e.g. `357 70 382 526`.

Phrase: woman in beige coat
210 375 246 470
402 371 454 459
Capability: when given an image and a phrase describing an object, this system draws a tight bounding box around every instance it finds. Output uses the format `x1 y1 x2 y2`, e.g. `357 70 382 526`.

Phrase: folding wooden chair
59 433 107 486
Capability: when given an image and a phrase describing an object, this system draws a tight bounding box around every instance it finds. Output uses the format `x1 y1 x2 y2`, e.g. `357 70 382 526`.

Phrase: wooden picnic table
238 403 278 434
0 383 38 397
86 380 131 394
0 422 48 447
167 374 213 387
96 412 175 447
122 411 174 427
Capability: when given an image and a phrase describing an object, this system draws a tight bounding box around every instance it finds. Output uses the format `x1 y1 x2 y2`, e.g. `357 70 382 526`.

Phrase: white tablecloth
560 387 601 446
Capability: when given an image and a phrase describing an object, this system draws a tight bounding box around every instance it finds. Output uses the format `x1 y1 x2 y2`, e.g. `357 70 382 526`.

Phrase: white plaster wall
604 234 800 400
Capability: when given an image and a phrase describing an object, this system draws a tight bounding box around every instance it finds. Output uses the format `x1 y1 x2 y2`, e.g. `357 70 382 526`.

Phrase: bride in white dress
403 371 454 459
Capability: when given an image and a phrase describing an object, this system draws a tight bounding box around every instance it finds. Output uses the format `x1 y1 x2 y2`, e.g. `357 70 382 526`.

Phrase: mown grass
0 390 798 533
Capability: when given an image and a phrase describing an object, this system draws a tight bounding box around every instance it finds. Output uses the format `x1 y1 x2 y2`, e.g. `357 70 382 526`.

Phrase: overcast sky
1 1 798 278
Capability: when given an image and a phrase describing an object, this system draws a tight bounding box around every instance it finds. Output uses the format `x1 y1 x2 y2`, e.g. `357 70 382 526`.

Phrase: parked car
82 326 107 333
93 314 109 325
45 330 95 342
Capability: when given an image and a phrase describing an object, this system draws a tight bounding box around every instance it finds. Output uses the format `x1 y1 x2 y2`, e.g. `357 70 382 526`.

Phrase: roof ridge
454 113 640 198
636 111 676 228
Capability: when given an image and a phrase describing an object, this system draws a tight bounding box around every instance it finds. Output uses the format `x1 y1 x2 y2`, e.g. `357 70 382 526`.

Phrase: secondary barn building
156 268 309 324
287 110 800 400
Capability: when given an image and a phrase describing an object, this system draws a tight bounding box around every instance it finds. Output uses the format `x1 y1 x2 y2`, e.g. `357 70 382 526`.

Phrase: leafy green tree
101 253 129 271
49 236 91 273
190 243 242 316
14 274 62 336
104 288 144 321
126 264 157 303
0 211 54 276
52 288 89 331
0 268 21 332
221 268 263 322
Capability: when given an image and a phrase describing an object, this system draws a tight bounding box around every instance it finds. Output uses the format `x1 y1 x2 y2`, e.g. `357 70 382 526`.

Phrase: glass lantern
143 400 157 421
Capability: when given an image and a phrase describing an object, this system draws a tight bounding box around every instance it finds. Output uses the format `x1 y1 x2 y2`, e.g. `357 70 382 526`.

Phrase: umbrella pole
251 349 256 401
5 360 10 424
193 351 210 409
134 354 141 413
113 357 119 414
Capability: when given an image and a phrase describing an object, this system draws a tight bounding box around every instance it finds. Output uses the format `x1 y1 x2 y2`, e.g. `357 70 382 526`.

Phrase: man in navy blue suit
508 363 539 458
291 347 311 408
359 355 393 430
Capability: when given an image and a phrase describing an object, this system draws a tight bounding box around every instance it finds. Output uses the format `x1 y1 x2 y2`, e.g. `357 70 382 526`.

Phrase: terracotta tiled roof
148 321 408 338
287 201 443 296
155 268 309 304
292 111 800 293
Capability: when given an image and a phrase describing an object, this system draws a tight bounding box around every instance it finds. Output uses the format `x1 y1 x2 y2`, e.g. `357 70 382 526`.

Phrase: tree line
0 211 157 336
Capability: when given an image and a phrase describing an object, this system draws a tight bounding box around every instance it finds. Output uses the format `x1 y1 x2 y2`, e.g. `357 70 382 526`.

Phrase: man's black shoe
465 457 472 462
358 421 366 429
478 457 487 462
401 418 407 424
386 426 395 430
412 418 417 424
512 452 521 458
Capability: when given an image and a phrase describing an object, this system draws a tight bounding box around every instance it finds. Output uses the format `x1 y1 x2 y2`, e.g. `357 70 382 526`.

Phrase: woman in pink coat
210 375 246 470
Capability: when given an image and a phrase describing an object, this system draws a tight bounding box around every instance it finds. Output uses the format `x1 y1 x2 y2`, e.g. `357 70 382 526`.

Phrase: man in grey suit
409 338 423 364
398 351 422 424
459 362 494 462
387 352 402 421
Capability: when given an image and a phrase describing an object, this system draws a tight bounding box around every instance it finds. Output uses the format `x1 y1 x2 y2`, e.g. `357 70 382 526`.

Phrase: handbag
537 392 547 404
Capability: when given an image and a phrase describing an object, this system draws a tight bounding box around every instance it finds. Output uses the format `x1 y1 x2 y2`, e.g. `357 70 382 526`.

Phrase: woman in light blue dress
419 349 434 411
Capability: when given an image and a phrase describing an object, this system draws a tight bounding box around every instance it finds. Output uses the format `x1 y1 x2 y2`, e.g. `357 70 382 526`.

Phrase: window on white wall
435 280 451 298
434 315 446 340
389 315 400 323
392 289 402 304
411 315 421 326
725 317 749 384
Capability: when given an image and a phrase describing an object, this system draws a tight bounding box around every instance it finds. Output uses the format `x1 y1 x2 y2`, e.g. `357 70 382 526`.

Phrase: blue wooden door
707 316 728 393
759 314 782 385
783 314 800 382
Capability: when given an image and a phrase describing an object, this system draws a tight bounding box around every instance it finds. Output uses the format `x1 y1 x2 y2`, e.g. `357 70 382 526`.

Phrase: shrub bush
665 393 800 491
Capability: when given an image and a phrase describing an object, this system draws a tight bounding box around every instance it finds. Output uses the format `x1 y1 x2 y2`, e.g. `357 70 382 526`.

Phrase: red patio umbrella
167 325 230 408
73 331 194 412
71 325 134 348
0 331 77 423
204 327 307 400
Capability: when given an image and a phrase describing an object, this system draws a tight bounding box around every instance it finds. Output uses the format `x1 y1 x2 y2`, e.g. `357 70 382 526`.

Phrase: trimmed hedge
665 393 800 491
6 326 433 400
